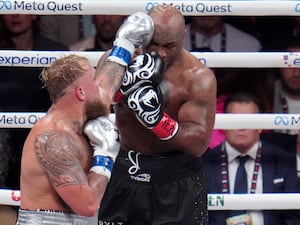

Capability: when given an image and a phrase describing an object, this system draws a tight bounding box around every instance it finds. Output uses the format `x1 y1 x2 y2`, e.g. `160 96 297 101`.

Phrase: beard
281 77 300 96
85 97 110 121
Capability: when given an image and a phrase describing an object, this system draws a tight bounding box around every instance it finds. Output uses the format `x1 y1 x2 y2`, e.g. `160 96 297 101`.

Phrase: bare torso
116 50 216 155
20 113 92 212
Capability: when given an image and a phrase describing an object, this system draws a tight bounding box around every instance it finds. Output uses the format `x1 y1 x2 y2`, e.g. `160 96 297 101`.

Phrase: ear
76 87 85 101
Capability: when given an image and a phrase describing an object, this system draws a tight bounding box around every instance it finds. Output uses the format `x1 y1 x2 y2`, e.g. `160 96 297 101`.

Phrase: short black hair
224 92 262 113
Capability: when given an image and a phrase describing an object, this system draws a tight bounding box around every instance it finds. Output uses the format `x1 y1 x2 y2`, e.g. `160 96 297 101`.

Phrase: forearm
64 173 108 216
96 60 125 104
173 104 216 155
173 123 212 155
87 172 108 205
154 121 213 156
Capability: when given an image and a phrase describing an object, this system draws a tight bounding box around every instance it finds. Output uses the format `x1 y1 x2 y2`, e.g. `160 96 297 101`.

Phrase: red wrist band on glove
152 112 179 140
113 90 125 103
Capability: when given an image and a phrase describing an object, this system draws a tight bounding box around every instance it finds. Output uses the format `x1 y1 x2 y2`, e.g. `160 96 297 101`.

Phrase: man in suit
203 92 300 225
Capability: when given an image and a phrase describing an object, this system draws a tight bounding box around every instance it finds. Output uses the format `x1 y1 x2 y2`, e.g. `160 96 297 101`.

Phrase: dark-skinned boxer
97 5 217 225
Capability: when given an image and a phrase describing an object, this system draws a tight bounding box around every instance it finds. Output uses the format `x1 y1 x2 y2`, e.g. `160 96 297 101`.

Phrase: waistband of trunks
16 208 88 225
112 149 204 183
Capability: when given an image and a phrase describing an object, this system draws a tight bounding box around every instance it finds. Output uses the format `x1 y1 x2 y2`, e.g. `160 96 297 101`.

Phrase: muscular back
116 50 217 155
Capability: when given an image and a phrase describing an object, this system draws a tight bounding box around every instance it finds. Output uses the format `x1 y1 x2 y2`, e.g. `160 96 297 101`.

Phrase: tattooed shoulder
35 130 87 188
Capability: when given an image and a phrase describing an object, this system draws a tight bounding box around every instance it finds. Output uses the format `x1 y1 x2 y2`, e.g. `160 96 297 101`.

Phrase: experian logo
0 54 56 66
283 52 300 67
0 0 83 12
0 0 12 10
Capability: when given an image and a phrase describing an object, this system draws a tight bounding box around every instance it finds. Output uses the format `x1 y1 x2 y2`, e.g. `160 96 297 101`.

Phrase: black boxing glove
113 51 164 103
127 83 178 140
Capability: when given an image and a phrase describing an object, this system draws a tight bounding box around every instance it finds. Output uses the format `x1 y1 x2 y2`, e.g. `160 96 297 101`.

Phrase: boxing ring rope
0 112 299 130
1 189 300 210
1 0 300 212
0 50 300 68
1 0 300 16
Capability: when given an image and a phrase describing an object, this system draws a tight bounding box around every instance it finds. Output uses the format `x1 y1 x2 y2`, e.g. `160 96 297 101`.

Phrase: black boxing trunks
98 149 208 225
16 209 88 225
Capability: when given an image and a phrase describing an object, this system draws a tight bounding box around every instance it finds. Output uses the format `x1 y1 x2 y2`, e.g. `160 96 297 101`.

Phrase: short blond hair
40 54 90 103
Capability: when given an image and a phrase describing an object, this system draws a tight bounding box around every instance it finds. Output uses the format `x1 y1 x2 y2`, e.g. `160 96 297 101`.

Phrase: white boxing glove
84 117 120 179
108 12 154 66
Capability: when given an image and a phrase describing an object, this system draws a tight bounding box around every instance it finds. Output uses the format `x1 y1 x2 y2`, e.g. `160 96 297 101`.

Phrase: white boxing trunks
16 209 89 225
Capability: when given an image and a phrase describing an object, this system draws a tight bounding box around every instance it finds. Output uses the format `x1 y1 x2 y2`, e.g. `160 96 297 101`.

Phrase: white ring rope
0 0 300 16
1 189 299 210
0 112 299 129
0 189 21 206
0 50 299 68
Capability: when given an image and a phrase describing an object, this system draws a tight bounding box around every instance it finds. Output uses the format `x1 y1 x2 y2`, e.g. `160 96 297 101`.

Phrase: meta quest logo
0 0 83 12
0 0 11 10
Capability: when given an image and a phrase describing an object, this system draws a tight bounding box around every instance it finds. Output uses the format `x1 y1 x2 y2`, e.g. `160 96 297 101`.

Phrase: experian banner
0 0 299 16
1 51 300 68
0 50 103 67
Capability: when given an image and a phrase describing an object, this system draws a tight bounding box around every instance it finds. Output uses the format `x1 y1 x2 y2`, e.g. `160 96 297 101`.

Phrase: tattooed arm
96 51 126 106
35 130 107 217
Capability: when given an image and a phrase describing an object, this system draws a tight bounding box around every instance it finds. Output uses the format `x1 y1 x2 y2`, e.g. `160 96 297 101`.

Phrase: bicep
175 70 217 155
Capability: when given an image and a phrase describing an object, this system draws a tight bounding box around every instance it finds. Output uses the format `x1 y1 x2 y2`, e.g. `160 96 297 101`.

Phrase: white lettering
0 55 56 66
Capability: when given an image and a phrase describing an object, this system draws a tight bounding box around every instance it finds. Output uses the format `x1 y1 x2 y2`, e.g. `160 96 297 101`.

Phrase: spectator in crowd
38 15 96 47
203 92 300 225
224 16 294 51
209 68 276 149
70 15 126 51
0 14 66 50
184 16 262 52
271 36 300 176
273 37 300 123
0 129 18 225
